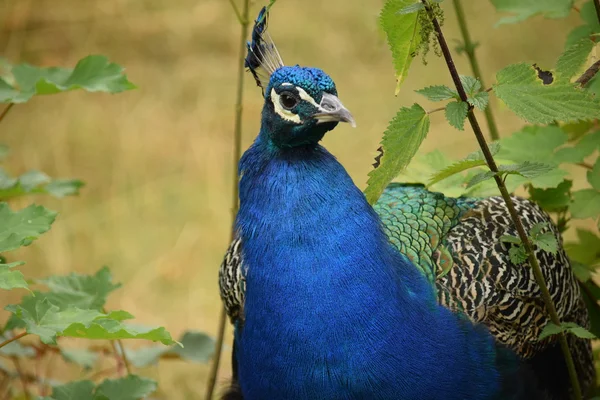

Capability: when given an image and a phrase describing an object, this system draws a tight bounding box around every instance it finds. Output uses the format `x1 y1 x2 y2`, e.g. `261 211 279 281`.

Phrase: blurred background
0 0 591 398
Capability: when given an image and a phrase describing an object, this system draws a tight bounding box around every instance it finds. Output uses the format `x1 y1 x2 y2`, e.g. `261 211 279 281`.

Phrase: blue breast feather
234 134 510 400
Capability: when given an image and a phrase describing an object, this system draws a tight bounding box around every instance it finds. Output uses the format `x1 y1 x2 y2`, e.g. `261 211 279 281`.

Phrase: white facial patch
270 85 321 124
296 87 320 108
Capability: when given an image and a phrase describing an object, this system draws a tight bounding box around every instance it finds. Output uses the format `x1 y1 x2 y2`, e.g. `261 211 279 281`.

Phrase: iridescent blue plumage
218 7 593 400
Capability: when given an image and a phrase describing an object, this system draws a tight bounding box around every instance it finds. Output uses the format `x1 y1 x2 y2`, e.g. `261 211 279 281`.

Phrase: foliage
372 0 600 396
0 56 214 399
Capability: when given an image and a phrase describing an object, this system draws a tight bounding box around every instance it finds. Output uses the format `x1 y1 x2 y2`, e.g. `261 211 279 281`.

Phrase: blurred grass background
0 0 594 398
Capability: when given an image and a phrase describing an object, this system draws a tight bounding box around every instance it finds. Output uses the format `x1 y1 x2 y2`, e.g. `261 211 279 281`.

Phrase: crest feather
245 7 285 92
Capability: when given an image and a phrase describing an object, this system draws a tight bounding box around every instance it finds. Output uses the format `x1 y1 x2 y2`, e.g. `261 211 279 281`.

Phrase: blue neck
235 134 504 400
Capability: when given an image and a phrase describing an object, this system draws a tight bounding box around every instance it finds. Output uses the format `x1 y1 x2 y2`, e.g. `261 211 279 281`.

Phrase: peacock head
245 7 355 148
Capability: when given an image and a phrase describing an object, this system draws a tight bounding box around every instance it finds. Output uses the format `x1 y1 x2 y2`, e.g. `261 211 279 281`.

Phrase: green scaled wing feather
374 183 476 285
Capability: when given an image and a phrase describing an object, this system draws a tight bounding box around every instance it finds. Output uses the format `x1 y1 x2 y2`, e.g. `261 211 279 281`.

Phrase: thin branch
422 2 582 399
0 103 14 124
427 105 446 114
452 0 499 141
577 162 593 170
205 0 251 399
0 332 27 349
11 357 30 400
116 340 131 375
593 0 600 25
575 59 600 87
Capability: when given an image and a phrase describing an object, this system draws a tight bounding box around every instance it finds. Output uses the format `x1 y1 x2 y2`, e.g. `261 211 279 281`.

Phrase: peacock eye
279 92 298 110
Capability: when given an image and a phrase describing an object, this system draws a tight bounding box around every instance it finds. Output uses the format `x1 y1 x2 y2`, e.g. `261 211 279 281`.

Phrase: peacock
218 7 595 400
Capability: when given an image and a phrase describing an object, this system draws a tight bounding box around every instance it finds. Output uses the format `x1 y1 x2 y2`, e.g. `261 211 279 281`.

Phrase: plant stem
427 105 446 114
422 2 582 399
593 0 600 25
576 59 600 87
0 332 27 349
11 357 29 400
205 1 251 399
116 339 131 375
577 162 593 170
452 0 499 141
0 103 14 124
228 0 245 24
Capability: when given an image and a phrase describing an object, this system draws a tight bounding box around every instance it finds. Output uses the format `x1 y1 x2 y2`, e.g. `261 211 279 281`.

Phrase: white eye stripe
295 87 320 108
270 89 301 124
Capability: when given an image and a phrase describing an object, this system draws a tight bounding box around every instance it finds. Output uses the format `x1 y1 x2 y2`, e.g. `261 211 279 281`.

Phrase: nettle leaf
61 318 176 345
380 0 422 94
570 189 600 219
365 104 430 204
37 266 121 311
428 143 500 186
587 159 600 190
500 234 521 245
498 162 556 179
468 91 489 111
460 75 481 95
566 229 600 266
493 63 600 124
41 380 96 400
533 232 558 254
497 125 566 163
467 170 496 188
1 55 136 104
42 376 157 400
0 261 28 291
61 348 98 370
509 246 528 265
445 101 469 130
127 330 215 367
0 203 57 253
556 37 595 81
529 180 572 211
539 322 597 341
490 0 573 25
0 168 83 200
397 2 424 14
415 85 457 101
398 150 468 197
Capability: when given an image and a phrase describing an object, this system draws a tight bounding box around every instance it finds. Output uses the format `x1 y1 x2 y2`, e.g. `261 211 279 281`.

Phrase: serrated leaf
468 91 489 111
533 232 558 254
556 37 595 81
565 229 600 266
500 235 521 244
61 318 176 345
61 348 98 370
397 2 424 14
572 261 593 282
587 159 600 190
0 261 28 291
490 0 573 25
0 168 84 200
497 125 567 163
529 222 548 237
509 246 528 264
494 63 600 124
43 380 96 400
581 0 600 26
428 159 487 186
95 375 157 400
37 267 121 311
467 170 496 188
381 0 422 94
365 104 430 204
415 85 457 101
498 162 556 179
539 321 596 340
460 75 481 95
398 150 468 197
445 101 469 130
529 180 572 211
1 55 136 104
0 203 57 253
571 189 600 219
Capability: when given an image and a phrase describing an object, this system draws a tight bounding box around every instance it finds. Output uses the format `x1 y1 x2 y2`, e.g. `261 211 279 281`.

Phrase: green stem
451 0 499 141
593 0 600 25
0 103 14 125
116 339 131 375
423 2 582 399
0 332 27 349
205 1 251 399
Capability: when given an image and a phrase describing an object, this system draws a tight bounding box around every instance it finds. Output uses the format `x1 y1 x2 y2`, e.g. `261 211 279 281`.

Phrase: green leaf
498 162 556 179
127 330 215 367
397 2 424 14
539 321 597 340
0 261 28 291
380 0 422 94
61 318 176 345
490 0 573 25
445 101 469 130
467 170 496 188
566 229 600 265
570 189 600 219
365 104 430 204
494 63 600 124
2 55 136 104
61 348 98 370
398 150 468 197
529 180 572 211
497 125 567 163
509 245 528 265
533 232 558 254
43 380 96 400
428 159 486 186
95 375 157 400
415 85 457 101
0 168 84 200
0 203 57 253
587 159 600 190
529 222 548 237
37 267 121 311
468 91 489 111
581 0 600 26
460 75 481 95
556 37 595 81
500 234 521 245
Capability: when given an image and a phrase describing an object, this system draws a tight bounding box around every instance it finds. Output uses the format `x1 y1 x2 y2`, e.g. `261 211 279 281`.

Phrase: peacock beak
313 93 356 128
